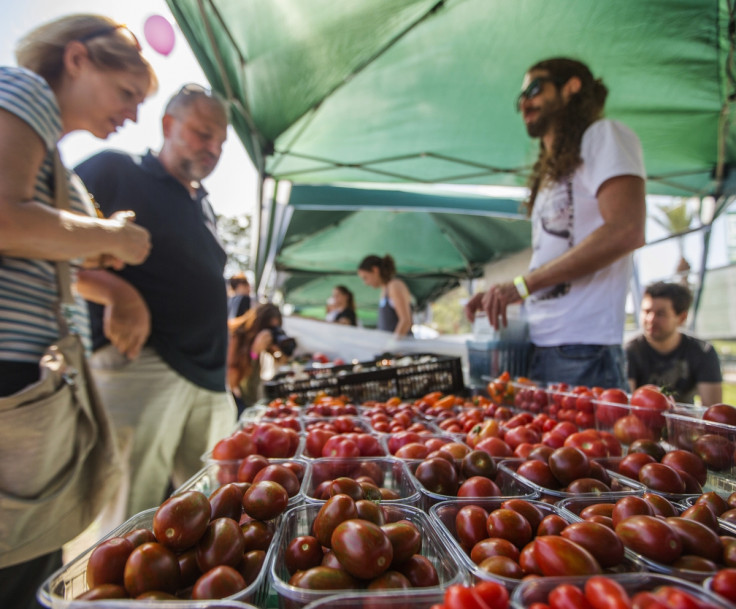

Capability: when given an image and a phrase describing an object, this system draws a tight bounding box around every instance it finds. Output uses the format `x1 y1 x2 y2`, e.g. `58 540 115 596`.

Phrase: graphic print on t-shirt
534 180 574 301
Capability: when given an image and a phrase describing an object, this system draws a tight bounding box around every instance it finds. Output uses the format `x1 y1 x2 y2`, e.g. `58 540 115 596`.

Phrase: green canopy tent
166 0 736 315
263 184 531 320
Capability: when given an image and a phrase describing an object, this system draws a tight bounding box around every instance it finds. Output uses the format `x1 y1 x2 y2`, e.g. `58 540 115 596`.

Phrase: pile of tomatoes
78 483 292 601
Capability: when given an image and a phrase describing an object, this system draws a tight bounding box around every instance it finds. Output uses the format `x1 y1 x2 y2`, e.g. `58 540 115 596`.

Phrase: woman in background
357 254 412 337
227 303 285 413
329 285 357 326
0 13 156 608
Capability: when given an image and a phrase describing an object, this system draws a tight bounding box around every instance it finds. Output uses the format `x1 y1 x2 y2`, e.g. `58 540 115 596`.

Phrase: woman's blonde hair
15 14 158 94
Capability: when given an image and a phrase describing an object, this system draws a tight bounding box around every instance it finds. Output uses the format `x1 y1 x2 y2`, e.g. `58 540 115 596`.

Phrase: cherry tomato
549 583 593 609
584 576 632 609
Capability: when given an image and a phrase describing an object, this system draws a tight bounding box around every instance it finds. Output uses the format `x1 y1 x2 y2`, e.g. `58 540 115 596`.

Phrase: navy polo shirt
76 150 228 392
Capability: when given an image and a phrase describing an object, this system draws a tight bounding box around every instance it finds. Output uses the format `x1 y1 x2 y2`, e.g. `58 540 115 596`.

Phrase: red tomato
630 592 669 609
652 586 717 609
709 568 736 603
321 435 360 458
252 422 292 457
584 575 632 609
595 389 629 427
630 386 671 429
549 583 593 609
305 428 335 458
474 581 509 609
444 584 495 609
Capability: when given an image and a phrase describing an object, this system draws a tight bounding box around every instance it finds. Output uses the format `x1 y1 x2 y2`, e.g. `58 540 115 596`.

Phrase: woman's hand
106 211 151 265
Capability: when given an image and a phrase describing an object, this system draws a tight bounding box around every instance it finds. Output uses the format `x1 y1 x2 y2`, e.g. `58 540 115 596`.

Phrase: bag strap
51 149 75 338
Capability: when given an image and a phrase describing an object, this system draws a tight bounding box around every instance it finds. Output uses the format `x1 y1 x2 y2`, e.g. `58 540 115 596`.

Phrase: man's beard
525 96 565 139
180 155 217 183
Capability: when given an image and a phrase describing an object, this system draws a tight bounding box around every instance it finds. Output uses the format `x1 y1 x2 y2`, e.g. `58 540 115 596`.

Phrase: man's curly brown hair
525 58 609 215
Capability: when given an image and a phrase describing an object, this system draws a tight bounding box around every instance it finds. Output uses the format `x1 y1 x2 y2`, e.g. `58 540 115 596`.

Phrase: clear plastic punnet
267 502 467 609
38 509 271 608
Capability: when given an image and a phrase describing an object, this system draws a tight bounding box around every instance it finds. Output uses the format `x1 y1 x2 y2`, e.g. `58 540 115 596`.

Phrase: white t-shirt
525 119 646 347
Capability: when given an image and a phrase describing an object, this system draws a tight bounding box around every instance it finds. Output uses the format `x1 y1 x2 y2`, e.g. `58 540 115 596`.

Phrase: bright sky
1 0 259 218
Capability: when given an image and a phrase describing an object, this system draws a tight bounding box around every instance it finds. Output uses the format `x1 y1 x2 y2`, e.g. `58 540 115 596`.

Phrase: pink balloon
143 14 175 56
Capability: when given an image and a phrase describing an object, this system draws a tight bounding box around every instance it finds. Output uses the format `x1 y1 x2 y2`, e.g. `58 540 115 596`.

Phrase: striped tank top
0 66 94 362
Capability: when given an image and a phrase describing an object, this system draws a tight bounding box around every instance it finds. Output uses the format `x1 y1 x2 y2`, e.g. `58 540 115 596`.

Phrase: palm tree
651 198 694 282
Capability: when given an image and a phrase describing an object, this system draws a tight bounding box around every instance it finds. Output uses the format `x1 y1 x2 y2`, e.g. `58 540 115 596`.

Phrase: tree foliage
217 213 252 277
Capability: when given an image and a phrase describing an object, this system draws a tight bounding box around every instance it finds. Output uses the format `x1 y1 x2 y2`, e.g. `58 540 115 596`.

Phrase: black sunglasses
515 76 557 112
77 24 142 52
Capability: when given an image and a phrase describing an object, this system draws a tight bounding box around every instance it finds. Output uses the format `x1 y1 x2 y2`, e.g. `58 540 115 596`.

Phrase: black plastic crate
264 353 464 403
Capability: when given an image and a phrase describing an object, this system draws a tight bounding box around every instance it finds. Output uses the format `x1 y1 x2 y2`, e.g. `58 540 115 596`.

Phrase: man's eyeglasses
177 83 213 97
77 24 142 53
515 76 556 112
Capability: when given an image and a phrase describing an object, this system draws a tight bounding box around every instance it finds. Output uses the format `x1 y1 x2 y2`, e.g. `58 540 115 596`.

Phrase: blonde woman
0 14 156 606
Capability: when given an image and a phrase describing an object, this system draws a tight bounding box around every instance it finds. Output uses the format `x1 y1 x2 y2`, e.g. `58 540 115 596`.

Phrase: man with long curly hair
466 57 646 389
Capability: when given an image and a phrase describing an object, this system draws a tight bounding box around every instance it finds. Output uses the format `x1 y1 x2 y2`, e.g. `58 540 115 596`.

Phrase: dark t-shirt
76 150 228 392
626 333 722 403
334 308 357 326
228 294 251 319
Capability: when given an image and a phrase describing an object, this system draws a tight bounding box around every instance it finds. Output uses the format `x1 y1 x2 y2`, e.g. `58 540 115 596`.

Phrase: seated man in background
626 281 722 405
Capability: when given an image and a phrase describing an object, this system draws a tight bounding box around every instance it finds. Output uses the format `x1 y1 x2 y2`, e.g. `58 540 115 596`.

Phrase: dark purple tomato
560 521 624 567
615 515 682 564
565 478 611 494
327 477 364 501
209 483 245 521
457 476 502 498
579 503 614 519
355 499 385 525
413 457 458 495
365 570 411 590
664 516 723 562
397 554 439 587
75 584 127 600
312 494 358 548
641 492 677 518
253 464 301 498
191 565 246 599
240 519 274 552
285 535 324 575
672 555 718 572
86 537 134 587
486 508 533 549
533 535 602 576
153 491 211 552
242 480 289 521
289 566 357 590
123 542 180 597
680 502 719 531
661 449 707 486
331 519 393 579
123 528 156 548
516 460 559 490
638 462 685 494
548 446 591 486
470 537 520 565
461 450 497 479
611 496 653 528
237 549 266 586
478 555 524 579
196 517 246 572
177 547 202 589
501 499 545 531
536 514 568 536
381 520 422 566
